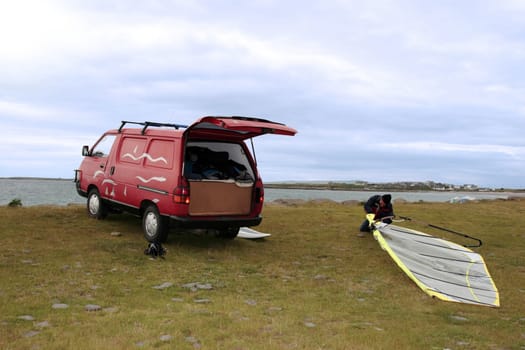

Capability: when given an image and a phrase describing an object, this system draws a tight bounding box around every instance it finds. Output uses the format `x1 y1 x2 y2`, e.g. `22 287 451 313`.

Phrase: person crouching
358 194 394 237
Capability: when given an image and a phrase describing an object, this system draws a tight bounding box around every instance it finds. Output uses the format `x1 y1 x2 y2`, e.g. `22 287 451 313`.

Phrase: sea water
0 178 516 206
0 179 82 206
0 178 508 206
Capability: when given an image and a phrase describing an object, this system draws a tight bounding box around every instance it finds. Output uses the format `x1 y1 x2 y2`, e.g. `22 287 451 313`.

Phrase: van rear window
145 139 174 169
184 141 254 181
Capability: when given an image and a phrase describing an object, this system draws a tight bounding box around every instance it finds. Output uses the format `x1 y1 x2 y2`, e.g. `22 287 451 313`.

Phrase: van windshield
184 141 254 182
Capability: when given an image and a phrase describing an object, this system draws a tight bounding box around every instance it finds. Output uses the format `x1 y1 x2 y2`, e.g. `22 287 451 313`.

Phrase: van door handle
110 166 115 175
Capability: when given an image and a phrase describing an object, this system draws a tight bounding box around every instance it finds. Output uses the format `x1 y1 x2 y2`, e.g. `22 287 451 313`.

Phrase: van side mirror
82 145 90 156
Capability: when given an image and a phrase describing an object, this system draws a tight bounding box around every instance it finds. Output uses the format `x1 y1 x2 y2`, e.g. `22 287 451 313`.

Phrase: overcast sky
1 1 524 188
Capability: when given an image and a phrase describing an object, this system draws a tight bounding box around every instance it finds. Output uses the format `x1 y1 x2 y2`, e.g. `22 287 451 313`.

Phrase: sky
1 0 524 189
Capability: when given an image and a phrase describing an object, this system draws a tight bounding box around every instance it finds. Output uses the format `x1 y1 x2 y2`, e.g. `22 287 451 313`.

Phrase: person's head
380 194 392 206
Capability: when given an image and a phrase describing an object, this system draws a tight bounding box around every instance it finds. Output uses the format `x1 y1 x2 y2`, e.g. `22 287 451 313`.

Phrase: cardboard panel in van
188 180 253 216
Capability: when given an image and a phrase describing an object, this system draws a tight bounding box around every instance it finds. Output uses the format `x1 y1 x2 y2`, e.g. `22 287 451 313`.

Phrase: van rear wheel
143 204 169 243
87 188 107 219
218 227 240 239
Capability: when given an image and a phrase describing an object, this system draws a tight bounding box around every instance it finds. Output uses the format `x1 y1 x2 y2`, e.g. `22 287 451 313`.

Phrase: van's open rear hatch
184 116 297 141
184 116 296 217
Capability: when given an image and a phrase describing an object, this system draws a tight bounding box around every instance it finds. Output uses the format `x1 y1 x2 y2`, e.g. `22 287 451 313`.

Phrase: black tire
87 188 107 219
142 204 169 243
218 226 240 239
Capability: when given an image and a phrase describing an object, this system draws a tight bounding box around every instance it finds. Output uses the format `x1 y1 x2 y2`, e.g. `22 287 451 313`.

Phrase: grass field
1 199 524 349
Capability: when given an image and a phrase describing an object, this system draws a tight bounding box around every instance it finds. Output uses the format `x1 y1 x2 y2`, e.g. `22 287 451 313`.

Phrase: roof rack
119 121 189 135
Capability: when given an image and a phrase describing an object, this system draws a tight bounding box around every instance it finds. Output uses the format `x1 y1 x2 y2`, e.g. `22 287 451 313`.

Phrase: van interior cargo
184 141 255 216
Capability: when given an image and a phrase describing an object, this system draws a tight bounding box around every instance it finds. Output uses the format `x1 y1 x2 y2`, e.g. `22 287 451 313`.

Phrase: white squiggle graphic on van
104 186 116 197
94 170 105 178
136 176 167 183
122 152 168 164
102 179 117 185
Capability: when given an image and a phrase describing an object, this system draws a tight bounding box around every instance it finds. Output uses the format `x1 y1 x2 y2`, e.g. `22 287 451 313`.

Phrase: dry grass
0 199 524 349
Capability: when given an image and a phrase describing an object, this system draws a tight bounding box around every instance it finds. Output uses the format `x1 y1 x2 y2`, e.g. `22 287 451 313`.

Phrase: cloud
381 141 525 159
0 100 57 119
0 1 523 188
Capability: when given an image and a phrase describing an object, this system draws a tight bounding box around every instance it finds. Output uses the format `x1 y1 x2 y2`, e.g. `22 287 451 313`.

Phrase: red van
75 116 296 242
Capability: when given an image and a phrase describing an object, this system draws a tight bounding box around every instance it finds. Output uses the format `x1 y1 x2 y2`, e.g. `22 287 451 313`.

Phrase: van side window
119 137 147 164
92 134 116 158
145 139 174 169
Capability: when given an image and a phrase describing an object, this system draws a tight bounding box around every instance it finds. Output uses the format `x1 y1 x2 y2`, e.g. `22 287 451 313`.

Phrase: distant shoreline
2 178 524 206
264 183 525 193
1 177 524 192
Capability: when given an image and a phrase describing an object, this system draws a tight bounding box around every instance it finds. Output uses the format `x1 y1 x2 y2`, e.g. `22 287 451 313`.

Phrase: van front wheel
87 188 107 219
142 205 169 243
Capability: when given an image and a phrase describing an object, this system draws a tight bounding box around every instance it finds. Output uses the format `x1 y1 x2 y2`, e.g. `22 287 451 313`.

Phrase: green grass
1 200 524 349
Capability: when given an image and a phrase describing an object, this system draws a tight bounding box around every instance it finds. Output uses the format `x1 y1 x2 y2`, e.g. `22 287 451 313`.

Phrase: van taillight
174 183 190 204
255 187 264 203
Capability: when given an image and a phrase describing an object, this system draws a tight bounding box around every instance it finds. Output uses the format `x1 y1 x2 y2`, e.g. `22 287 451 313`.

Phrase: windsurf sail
367 214 500 307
